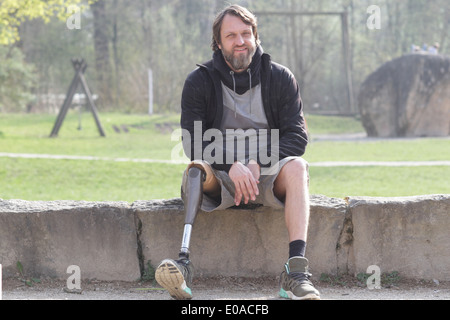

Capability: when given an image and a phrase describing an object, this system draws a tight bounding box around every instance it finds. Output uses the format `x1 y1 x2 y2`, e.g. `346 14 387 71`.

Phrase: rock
358 54 450 137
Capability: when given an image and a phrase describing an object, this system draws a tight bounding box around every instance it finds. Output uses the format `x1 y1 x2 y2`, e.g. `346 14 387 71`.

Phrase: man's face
218 14 256 73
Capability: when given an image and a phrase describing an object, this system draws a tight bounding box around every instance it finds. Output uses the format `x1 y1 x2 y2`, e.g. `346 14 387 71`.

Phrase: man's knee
282 158 309 179
185 161 220 196
274 158 309 199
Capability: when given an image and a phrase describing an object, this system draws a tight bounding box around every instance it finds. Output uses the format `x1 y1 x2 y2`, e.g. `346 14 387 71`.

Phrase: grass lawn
309 166 449 198
0 157 186 202
0 112 180 159
0 111 448 202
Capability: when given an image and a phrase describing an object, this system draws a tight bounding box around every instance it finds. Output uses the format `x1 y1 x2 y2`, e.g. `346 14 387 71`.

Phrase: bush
0 46 36 112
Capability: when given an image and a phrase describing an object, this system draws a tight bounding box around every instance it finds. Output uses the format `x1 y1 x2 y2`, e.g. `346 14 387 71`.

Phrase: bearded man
155 4 320 301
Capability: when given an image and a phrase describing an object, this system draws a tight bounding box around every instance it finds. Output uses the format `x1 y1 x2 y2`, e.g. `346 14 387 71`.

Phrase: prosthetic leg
179 166 205 260
155 165 211 299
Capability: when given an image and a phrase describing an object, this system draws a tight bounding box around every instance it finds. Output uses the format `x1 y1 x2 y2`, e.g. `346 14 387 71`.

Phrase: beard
222 43 256 71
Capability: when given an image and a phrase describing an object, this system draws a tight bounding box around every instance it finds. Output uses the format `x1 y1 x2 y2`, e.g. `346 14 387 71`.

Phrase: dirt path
2 277 449 300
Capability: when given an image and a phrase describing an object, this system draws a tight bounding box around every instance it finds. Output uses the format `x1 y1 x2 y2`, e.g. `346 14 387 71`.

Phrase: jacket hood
199 45 265 95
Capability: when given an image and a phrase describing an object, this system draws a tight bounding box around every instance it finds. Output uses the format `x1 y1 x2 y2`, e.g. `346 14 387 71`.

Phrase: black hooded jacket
180 46 308 173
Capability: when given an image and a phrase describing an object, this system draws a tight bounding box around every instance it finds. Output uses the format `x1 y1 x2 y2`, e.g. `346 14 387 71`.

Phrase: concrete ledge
0 194 448 281
0 200 140 281
133 195 348 278
348 195 450 280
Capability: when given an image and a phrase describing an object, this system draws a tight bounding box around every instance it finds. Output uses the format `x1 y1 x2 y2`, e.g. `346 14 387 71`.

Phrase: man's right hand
228 161 260 206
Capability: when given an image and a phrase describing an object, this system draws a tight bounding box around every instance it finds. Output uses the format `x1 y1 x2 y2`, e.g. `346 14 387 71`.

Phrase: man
155 4 320 300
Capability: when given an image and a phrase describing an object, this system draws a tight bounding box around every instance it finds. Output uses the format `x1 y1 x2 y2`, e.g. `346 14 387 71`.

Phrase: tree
4 0 448 114
0 46 36 112
0 0 93 45
91 0 112 107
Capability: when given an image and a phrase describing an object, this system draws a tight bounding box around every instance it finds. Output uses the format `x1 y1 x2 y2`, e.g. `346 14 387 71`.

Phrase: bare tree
91 0 112 108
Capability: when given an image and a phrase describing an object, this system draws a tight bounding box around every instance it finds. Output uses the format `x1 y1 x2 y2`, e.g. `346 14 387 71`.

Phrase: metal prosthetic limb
179 167 204 259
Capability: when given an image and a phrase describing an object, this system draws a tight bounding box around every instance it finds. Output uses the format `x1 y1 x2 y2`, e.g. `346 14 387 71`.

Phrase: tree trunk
91 0 111 108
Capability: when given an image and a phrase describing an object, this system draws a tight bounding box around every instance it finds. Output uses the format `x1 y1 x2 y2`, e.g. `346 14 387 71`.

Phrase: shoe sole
155 259 192 300
279 288 321 300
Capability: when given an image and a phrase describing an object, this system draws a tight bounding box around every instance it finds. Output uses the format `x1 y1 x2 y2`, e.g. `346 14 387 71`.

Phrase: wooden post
340 12 355 114
148 68 153 115
254 10 356 115
50 59 105 137
49 60 83 137
78 65 106 137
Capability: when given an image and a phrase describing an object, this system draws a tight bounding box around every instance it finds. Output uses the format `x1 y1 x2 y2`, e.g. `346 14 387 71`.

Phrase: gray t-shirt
215 82 270 164
220 82 268 131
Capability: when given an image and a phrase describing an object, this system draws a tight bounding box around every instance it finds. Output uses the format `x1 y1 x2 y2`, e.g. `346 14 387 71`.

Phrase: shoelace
289 271 313 285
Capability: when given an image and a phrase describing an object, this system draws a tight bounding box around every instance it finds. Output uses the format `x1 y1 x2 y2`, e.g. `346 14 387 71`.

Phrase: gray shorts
181 156 307 212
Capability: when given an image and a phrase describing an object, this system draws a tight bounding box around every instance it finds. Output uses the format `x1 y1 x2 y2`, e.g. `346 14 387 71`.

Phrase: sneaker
279 256 320 300
155 257 194 300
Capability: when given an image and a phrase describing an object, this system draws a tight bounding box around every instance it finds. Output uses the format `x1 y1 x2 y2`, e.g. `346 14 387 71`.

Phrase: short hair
211 4 260 52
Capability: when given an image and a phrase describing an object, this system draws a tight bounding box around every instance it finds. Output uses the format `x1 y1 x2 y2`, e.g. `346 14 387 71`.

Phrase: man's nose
235 34 245 46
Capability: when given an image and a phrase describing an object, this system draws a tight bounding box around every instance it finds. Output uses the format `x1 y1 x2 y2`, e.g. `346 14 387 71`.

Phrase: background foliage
1 0 448 114
0 0 449 201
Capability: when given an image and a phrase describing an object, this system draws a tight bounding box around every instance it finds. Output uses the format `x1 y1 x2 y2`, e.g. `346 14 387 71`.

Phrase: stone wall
0 194 448 281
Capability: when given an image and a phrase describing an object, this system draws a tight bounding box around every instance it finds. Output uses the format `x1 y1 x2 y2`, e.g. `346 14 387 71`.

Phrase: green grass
0 112 449 202
304 139 450 162
309 166 449 198
0 112 181 159
0 157 185 202
305 114 365 134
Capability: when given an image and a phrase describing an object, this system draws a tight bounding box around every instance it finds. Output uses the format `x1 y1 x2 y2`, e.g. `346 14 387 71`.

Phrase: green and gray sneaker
155 257 194 300
279 256 320 300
